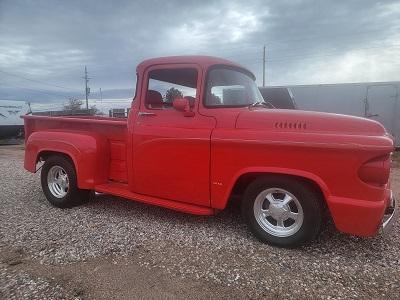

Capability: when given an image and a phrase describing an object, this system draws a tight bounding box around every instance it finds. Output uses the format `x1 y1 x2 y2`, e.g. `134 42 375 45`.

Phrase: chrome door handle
138 111 156 117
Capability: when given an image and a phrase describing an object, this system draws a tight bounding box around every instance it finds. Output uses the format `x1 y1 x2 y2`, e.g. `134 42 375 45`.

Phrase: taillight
358 154 391 186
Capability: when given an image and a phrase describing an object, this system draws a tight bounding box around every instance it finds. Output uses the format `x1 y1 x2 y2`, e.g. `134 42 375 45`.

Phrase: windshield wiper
249 101 276 109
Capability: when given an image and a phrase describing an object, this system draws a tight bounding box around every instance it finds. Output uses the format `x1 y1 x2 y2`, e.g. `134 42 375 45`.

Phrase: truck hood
235 108 387 136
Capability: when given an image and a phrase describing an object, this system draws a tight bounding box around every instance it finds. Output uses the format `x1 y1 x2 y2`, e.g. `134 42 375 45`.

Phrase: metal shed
274 81 400 147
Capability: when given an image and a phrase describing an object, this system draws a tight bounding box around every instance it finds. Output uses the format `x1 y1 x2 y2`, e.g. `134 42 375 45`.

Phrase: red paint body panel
95 182 215 215
131 63 215 206
109 141 128 182
23 115 126 188
22 56 395 237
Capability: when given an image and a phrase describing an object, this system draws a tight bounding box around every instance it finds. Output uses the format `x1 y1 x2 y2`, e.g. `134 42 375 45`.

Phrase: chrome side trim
138 111 156 117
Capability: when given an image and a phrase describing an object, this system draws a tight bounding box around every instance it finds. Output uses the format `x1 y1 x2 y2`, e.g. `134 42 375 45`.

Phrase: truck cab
128 57 266 208
23 56 397 247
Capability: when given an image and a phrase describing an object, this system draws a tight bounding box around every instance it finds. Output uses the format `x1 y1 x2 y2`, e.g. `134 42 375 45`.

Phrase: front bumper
380 191 398 234
328 189 397 237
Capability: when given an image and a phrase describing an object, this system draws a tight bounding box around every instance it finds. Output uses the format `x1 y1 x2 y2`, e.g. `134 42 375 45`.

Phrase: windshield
204 68 264 107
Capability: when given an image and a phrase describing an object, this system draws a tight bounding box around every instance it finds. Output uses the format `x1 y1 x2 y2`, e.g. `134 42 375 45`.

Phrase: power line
258 39 400 59
262 45 266 87
236 43 400 65
0 82 77 99
93 42 400 73
176 27 397 54
89 28 392 67
258 27 393 48
267 44 400 63
0 69 80 93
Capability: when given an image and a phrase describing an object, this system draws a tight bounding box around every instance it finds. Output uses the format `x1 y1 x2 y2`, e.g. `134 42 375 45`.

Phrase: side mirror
172 98 195 117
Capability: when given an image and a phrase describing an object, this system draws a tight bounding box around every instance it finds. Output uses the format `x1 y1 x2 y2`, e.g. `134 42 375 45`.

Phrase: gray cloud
0 0 399 102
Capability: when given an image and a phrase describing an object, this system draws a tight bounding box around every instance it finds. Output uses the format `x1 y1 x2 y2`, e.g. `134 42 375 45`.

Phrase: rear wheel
40 156 90 208
242 176 324 247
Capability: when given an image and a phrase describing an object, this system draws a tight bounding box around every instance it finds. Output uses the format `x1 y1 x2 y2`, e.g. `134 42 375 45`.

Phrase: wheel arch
24 131 106 189
38 150 77 169
36 148 83 187
219 167 331 210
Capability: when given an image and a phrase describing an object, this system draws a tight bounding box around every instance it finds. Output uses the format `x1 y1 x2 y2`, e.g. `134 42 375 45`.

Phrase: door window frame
140 63 203 114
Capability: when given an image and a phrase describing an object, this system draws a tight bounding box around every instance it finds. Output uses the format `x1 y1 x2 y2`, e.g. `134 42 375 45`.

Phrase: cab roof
137 55 255 79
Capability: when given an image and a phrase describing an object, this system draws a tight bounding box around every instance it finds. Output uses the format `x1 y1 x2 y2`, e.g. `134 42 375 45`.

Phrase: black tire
40 155 90 208
241 176 324 248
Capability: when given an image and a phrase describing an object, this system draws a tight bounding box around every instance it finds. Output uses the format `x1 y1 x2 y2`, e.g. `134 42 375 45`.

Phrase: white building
280 81 400 147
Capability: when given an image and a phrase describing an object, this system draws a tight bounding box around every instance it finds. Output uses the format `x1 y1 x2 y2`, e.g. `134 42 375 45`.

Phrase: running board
95 182 215 216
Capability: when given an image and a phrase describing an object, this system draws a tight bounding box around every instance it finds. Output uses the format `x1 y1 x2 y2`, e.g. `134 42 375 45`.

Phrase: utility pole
83 66 90 110
99 88 103 114
262 45 266 87
27 102 32 114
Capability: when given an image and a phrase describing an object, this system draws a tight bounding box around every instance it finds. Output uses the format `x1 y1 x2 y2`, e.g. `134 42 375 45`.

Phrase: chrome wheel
253 188 304 237
47 165 69 198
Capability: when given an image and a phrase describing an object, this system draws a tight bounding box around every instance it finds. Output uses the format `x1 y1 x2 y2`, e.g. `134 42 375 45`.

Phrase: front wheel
40 155 90 208
242 176 324 247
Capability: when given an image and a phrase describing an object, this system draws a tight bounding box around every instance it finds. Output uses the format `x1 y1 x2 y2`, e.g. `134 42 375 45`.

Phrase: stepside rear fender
25 131 109 189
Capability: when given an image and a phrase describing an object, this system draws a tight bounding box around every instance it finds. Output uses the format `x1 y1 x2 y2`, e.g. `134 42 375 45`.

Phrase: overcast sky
0 0 400 102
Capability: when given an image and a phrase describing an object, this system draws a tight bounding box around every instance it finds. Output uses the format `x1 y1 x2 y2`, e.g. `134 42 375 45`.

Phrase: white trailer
0 100 29 139
278 81 400 147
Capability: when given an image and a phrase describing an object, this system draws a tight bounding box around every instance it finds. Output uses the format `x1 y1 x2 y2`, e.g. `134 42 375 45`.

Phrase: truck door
131 65 215 207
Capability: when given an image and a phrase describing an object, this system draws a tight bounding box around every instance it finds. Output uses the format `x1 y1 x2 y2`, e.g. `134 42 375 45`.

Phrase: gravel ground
0 145 399 299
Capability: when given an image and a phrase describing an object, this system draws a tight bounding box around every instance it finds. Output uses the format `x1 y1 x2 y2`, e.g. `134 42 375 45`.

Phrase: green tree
90 105 102 115
165 87 183 103
64 97 83 111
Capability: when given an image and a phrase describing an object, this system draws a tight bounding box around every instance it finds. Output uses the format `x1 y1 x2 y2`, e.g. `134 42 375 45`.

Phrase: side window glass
146 68 198 109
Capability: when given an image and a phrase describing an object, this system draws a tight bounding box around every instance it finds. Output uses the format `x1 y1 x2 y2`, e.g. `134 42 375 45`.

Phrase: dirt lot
0 145 399 299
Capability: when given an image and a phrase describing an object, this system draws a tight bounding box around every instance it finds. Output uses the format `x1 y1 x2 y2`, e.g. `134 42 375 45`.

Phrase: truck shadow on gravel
2 185 398 299
84 192 394 258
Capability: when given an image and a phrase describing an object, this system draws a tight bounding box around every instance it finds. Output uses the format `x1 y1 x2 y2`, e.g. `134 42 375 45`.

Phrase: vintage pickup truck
23 56 397 247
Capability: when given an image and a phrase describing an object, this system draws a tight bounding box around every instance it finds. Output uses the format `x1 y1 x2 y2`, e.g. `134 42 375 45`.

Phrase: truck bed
23 115 128 183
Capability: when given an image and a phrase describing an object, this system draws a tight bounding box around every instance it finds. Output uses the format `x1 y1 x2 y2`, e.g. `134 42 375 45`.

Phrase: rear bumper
328 189 397 237
380 191 397 234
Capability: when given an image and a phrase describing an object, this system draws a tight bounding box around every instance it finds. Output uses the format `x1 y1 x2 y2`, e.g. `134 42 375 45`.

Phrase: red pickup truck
23 56 397 247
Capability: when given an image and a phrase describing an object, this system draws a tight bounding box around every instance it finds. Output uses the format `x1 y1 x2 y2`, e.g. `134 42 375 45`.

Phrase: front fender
25 131 109 189
211 166 331 210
